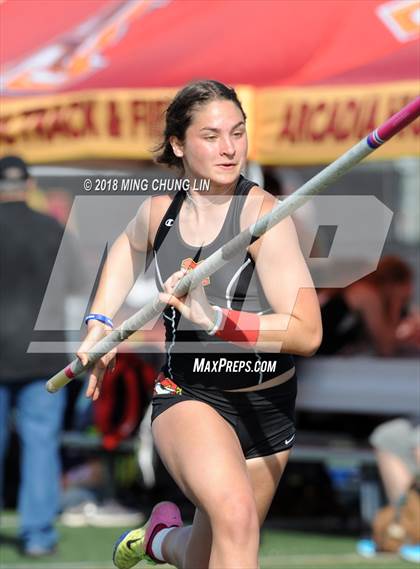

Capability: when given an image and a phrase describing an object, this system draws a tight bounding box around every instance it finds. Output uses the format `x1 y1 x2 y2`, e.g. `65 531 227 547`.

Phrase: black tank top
152 175 295 390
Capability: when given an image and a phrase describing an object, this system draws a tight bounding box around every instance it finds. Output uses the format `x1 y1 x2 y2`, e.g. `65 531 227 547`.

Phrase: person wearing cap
0 156 82 556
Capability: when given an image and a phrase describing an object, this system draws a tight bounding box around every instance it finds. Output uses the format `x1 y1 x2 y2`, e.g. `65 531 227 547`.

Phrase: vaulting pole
46 96 420 393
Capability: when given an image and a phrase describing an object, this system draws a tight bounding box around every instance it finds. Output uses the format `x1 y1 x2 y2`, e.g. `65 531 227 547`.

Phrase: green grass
0 516 409 569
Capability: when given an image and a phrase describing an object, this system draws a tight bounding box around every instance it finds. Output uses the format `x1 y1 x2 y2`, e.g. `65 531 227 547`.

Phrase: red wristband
215 309 260 346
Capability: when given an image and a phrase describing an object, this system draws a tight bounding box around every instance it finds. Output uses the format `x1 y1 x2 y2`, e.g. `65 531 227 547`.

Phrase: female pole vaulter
77 79 322 568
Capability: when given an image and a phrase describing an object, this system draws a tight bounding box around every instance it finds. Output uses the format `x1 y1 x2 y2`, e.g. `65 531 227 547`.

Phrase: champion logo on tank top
181 258 210 286
165 218 174 227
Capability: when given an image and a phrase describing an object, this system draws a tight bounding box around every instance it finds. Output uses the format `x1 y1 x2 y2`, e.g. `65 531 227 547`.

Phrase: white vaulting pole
46 97 420 393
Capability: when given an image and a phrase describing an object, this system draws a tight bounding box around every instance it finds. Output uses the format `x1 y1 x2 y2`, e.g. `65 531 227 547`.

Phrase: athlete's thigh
151 400 253 511
246 450 291 525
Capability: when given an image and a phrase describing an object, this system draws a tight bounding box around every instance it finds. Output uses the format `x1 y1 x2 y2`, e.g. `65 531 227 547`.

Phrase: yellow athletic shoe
112 502 183 568
113 526 149 569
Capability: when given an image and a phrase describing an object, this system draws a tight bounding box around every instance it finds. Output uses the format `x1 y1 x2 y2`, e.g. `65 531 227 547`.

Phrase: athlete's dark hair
364 255 413 287
155 80 246 171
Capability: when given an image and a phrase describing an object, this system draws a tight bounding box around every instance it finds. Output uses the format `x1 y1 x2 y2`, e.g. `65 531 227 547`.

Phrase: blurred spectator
358 419 420 562
0 156 82 557
317 255 418 356
371 419 419 505
45 189 73 225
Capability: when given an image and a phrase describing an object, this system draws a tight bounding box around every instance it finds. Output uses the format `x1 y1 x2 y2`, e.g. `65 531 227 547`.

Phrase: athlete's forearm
210 308 322 357
90 232 147 320
257 313 322 356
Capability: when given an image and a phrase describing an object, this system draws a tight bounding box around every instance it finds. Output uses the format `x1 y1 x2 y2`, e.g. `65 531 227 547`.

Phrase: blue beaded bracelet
85 313 114 328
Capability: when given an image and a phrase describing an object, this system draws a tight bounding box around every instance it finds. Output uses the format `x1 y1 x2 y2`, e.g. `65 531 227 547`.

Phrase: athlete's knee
209 493 259 543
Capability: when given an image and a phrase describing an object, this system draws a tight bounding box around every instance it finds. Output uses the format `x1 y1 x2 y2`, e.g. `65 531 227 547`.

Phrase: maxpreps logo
2 0 170 93
377 0 420 42
181 258 211 286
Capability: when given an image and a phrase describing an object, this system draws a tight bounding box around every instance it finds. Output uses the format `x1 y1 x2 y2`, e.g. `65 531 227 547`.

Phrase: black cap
0 155 30 183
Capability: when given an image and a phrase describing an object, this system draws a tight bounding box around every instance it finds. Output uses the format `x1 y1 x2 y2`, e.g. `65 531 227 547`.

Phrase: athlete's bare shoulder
125 194 173 252
240 184 297 260
240 185 278 231
148 194 174 243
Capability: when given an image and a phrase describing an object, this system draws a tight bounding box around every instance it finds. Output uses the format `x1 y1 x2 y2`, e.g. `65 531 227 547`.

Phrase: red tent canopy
1 0 419 163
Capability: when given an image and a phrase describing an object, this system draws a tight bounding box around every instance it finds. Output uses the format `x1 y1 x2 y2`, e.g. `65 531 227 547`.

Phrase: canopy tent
1 0 419 164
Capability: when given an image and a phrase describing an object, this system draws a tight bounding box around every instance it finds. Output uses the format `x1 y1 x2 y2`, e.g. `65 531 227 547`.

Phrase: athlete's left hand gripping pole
46 96 420 394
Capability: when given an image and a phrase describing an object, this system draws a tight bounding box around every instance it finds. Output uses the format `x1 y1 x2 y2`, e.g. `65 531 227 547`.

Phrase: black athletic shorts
151 373 297 459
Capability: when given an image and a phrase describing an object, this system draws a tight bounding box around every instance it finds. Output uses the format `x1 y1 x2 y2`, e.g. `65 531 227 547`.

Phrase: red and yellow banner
0 89 176 163
0 82 418 165
254 81 420 165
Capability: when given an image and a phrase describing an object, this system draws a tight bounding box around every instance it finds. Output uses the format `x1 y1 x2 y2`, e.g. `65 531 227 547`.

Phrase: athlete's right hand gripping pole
46 96 420 394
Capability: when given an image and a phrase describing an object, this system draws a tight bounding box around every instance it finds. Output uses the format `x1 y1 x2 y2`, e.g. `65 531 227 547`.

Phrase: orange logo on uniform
377 0 420 42
153 373 183 396
181 258 211 286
